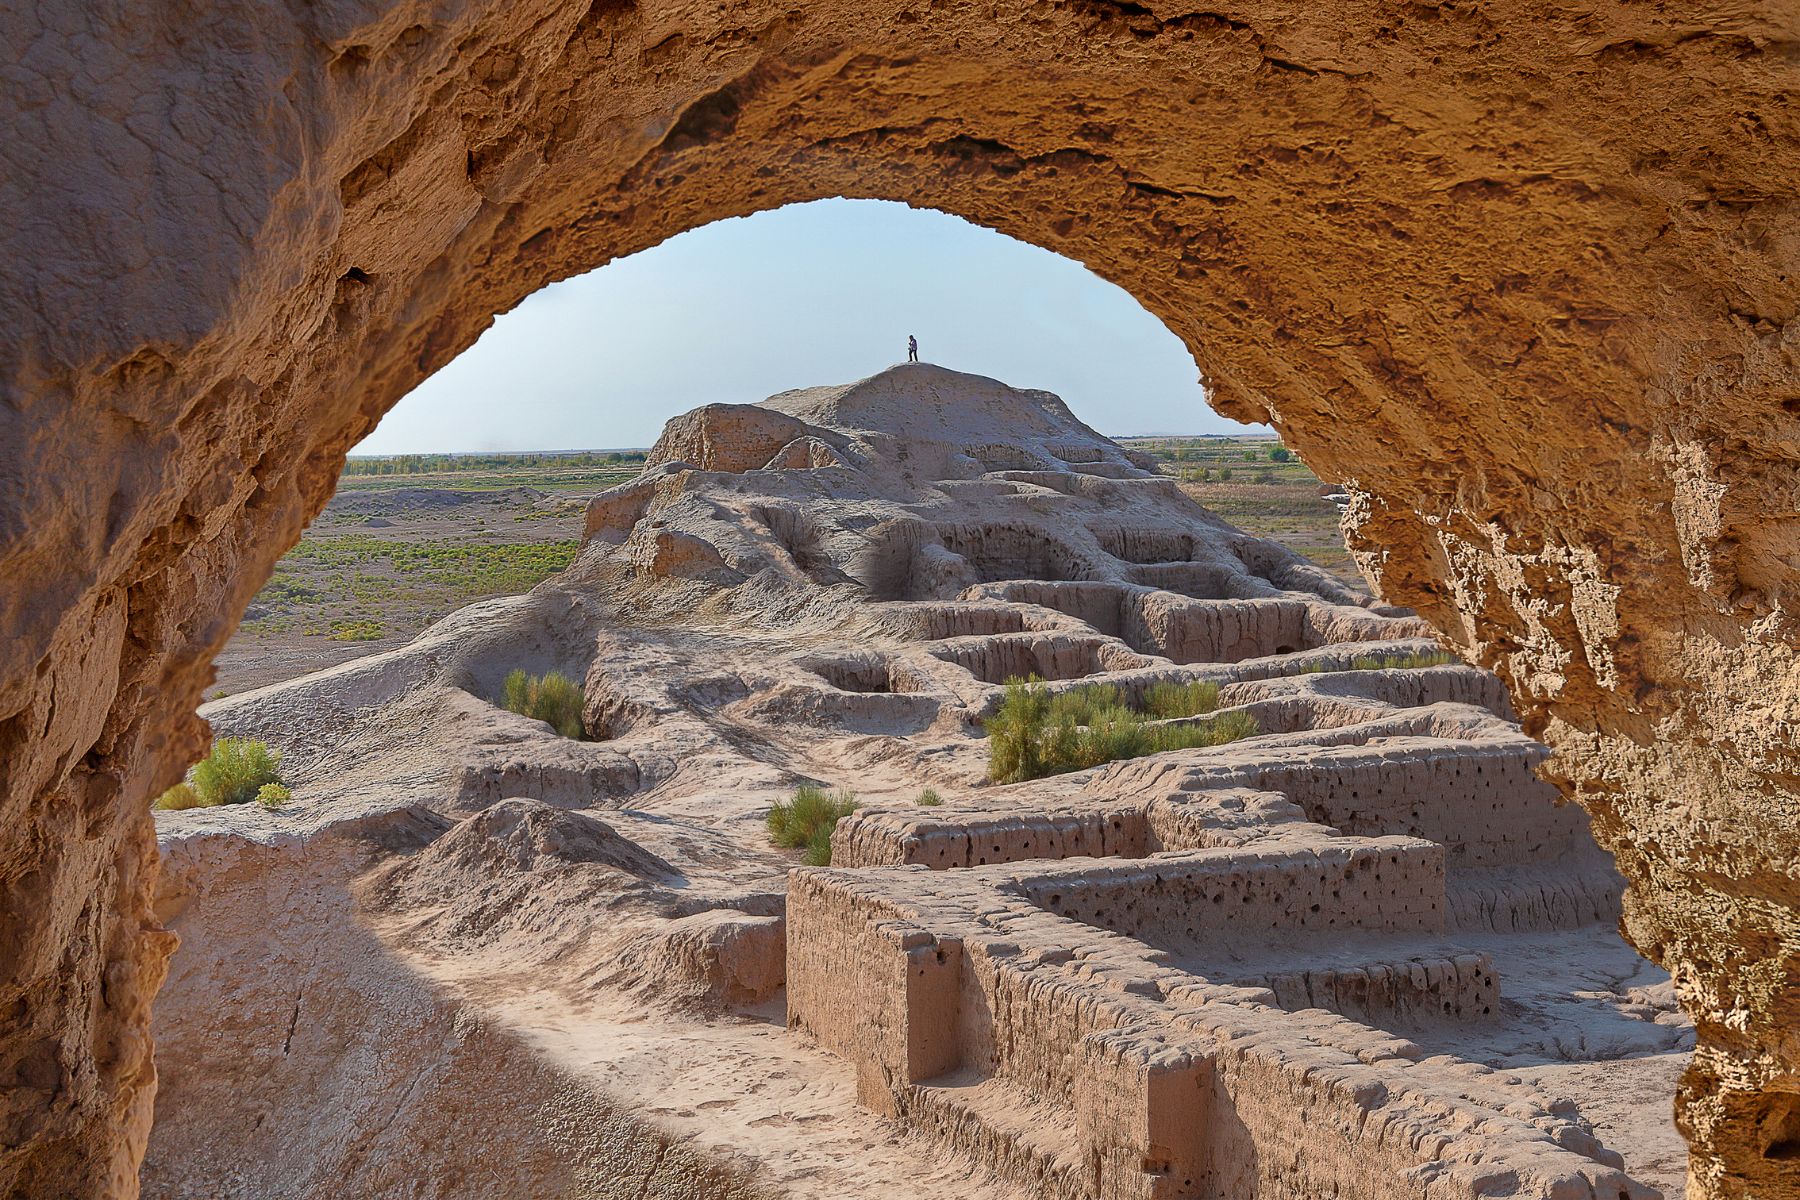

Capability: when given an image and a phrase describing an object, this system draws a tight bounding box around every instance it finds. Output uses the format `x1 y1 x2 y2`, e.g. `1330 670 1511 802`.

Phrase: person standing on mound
907 334 918 362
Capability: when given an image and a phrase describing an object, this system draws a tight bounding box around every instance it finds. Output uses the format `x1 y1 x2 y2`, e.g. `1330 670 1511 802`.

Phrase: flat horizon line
342 432 1276 458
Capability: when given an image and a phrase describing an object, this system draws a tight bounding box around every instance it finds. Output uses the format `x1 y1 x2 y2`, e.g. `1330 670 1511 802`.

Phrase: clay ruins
5 3 1800 1196
144 369 1689 1197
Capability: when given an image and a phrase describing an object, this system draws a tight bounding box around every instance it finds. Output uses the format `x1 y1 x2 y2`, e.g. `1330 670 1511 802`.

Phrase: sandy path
420 959 1034 1200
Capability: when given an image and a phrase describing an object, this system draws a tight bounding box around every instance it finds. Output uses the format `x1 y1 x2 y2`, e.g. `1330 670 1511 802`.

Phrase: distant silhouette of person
907 334 918 363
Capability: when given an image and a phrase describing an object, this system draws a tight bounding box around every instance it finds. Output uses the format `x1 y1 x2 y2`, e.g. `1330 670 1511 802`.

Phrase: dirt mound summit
416 797 676 877
584 364 1358 610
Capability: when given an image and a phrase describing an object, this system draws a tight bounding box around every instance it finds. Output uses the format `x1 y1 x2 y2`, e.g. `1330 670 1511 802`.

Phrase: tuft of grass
501 669 586 738
1301 650 1457 674
917 787 943 807
326 618 384 642
767 785 857 866
191 738 284 807
256 783 292 808
153 782 206 811
1141 680 1220 719
804 823 836 867
985 678 1259 784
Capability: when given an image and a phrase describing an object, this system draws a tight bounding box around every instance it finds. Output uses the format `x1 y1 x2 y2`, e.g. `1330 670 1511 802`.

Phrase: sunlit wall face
355 199 1265 454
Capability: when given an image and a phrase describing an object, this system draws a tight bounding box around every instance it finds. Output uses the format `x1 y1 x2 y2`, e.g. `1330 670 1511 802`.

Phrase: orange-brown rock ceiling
2 0 1797 1195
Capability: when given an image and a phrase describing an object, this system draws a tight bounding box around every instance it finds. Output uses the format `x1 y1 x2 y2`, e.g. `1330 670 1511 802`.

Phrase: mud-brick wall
832 804 1149 870
1197 743 1590 870
784 872 962 1109
1138 598 1315 664
1012 839 1446 943
1244 950 1499 1025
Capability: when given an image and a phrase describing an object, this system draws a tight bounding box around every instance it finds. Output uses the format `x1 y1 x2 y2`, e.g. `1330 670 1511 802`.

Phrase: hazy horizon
342 427 1276 457
354 199 1265 455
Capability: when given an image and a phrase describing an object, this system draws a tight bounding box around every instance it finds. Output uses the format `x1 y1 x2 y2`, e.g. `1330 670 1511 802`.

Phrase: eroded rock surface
141 372 1689 1198
3 4 1799 1194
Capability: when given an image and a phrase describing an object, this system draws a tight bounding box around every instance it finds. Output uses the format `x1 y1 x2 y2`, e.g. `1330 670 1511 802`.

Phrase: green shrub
153 782 206 811
1141 680 1220 719
190 738 283 807
1353 651 1455 670
985 679 1259 784
803 823 836 867
1270 447 1292 463
501 669 586 738
917 787 942 807
256 784 292 808
1302 650 1456 674
767 785 857 866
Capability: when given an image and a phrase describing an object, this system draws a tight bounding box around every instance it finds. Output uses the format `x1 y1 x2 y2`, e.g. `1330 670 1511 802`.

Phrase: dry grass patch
768 785 858 866
503 669 586 738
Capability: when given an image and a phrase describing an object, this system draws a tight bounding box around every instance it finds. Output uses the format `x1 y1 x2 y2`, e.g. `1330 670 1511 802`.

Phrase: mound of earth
146 365 1687 1200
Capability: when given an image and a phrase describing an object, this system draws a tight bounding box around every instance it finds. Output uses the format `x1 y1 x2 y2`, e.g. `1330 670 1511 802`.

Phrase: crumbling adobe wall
2 0 1797 1194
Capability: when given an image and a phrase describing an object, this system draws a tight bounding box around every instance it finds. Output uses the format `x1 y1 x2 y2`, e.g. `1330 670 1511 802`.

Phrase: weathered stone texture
2 0 1798 1195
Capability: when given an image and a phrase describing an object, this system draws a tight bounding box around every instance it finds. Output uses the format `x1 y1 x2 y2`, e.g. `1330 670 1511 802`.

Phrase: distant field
213 443 1360 694
1116 435 1358 585
214 458 606 693
337 450 647 493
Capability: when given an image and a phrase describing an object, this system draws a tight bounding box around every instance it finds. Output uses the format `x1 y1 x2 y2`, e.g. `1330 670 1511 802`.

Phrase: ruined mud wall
2 0 1797 1195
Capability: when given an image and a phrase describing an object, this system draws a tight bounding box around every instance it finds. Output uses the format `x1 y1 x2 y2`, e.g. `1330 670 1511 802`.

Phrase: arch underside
1 0 1797 1195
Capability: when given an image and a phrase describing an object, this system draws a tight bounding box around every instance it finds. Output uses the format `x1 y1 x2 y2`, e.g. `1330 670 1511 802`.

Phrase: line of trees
1135 440 1298 465
341 450 647 476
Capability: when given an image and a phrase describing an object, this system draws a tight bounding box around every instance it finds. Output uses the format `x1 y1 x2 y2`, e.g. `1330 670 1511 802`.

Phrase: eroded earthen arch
2 0 1797 1195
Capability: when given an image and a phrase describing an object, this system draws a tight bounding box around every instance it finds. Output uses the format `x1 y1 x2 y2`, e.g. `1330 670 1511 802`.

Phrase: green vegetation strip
341 450 646 476
986 677 1258 784
1300 651 1455 673
768 785 857 866
282 536 579 592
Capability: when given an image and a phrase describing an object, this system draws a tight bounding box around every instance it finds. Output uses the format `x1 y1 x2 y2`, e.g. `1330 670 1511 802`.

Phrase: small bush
502 669 586 738
986 679 1258 784
917 787 943 807
1303 650 1457 673
191 738 283 807
804 823 836 867
256 784 292 808
153 783 206 811
1270 447 1292 463
767 785 857 866
1141 680 1220 719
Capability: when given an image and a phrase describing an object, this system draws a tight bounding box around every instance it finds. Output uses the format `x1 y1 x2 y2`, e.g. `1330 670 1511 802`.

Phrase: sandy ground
417 955 1039 1200
1432 930 1691 1198
213 485 591 693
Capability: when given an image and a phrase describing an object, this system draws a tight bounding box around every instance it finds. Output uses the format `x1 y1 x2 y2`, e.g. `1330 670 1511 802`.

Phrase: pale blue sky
355 199 1262 454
